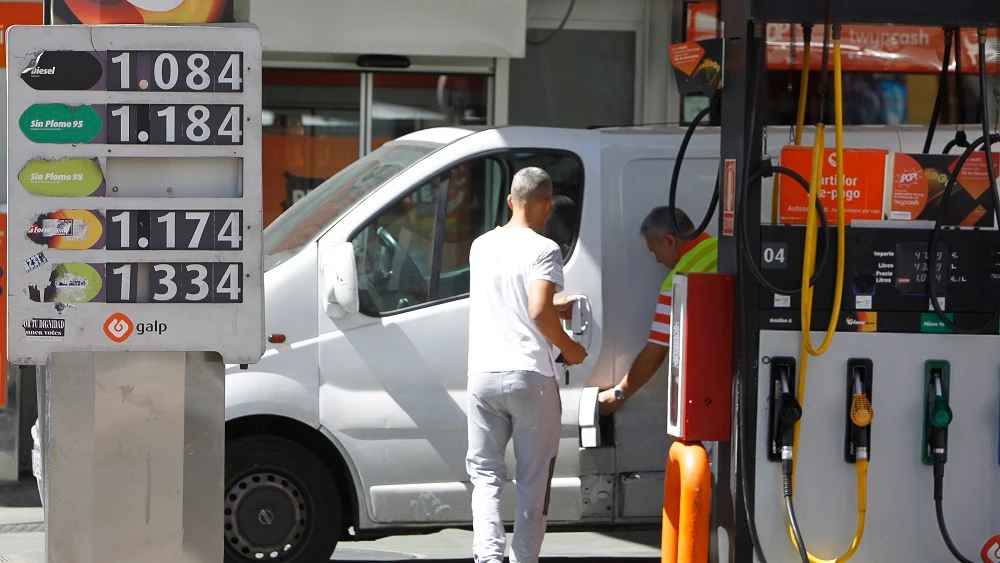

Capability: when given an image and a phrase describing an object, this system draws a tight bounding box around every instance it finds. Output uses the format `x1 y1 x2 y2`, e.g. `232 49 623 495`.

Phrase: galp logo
104 312 134 343
982 535 1000 563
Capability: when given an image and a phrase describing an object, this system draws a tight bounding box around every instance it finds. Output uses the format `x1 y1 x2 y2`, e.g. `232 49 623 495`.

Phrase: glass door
262 68 492 228
370 73 490 151
262 69 362 227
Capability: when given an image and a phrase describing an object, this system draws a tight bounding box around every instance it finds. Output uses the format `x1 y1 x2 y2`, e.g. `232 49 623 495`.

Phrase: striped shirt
648 233 719 347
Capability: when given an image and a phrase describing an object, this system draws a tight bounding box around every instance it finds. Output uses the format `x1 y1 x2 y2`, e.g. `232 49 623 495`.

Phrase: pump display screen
894 242 949 296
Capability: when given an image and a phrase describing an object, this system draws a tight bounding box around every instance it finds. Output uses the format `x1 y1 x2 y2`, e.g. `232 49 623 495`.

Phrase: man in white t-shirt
466 166 587 563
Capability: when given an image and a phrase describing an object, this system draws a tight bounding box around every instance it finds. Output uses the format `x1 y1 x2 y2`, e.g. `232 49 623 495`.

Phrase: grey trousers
466 371 561 563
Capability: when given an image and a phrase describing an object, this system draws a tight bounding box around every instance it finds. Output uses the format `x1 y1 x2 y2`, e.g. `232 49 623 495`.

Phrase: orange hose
662 440 712 563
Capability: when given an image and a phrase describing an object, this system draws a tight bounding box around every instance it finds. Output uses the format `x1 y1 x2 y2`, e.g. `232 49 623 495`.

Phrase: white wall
248 0 527 58
522 0 676 127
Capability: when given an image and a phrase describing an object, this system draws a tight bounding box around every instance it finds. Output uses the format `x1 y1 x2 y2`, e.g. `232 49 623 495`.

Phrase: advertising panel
47 0 234 25
686 1 1000 74
777 145 889 225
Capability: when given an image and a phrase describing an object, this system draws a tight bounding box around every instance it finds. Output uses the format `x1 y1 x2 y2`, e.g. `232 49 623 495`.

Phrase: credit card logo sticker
104 312 134 343
19 104 104 144
18 158 105 197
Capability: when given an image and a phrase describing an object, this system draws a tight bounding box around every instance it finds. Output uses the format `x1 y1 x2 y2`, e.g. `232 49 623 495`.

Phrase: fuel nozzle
929 368 952 463
845 360 874 463
776 365 802 484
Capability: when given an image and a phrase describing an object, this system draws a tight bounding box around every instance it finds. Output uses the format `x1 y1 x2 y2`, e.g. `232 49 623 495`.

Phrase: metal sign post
5 24 263 562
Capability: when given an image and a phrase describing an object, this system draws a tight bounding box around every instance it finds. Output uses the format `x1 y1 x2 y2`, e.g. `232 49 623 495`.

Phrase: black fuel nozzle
776 366 802 478
759 156 776 179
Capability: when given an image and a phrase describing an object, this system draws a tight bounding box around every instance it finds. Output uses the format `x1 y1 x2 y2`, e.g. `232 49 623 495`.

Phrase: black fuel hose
738 162 832 295
667 95 722 241
928 38 994 563
934 459 975 563
734 32 775 563
784 469 808 563
923 28 955 154
926 32 1000 334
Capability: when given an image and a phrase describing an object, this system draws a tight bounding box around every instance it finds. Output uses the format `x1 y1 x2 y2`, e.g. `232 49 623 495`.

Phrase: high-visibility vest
661 236 719 293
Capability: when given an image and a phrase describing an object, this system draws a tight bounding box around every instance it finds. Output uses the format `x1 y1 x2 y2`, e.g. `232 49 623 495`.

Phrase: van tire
224 435 342 562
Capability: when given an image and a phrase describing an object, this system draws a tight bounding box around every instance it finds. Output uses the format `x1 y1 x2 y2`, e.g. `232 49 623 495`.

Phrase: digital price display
894 241 949 296
6 24 264 365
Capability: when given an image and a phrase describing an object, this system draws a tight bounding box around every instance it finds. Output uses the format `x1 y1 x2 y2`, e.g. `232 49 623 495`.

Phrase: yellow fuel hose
786 31 868 563
772 25 812 224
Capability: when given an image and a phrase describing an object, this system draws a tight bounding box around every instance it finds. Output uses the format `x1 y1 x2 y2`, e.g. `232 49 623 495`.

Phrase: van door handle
564 295 592 351
578 387 602 448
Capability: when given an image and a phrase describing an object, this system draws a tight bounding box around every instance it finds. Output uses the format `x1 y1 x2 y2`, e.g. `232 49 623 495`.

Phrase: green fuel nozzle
929 369 951 466
929 373 953 430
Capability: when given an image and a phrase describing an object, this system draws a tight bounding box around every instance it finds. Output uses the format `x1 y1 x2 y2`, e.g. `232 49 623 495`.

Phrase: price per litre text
107 104 243 145
107 262 243 304
107 210 243 251
108 51 244 93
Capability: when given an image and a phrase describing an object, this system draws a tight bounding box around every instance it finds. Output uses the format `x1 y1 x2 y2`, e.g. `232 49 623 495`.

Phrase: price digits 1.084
108 51 244 93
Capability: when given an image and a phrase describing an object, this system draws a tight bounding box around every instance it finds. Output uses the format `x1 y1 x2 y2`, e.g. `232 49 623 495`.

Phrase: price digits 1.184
107 104 242 145
107 51 244 93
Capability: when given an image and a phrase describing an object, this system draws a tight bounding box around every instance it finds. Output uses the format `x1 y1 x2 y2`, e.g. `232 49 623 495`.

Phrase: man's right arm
597 287 673 414
529 279 586 365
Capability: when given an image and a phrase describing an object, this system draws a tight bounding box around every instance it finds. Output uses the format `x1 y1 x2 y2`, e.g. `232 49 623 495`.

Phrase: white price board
5 24 263 365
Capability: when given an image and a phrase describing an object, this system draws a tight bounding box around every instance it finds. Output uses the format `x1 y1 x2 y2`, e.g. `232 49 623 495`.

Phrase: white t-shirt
467 226 565 378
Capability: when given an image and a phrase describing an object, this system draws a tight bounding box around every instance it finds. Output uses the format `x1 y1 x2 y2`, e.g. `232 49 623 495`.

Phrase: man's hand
560 340 588 366
598 388 624 415
554 296 577 321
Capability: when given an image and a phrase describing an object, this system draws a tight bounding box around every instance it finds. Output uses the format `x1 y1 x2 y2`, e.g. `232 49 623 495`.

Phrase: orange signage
0 2 43 68
687 2 1000 74
887 152 999 227
777 146 889 225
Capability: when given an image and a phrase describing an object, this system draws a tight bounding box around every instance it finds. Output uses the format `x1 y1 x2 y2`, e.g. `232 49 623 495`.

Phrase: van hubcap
225 471 307 560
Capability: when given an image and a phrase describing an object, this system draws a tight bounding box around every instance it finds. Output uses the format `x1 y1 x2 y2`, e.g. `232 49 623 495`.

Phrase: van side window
352 150 584 316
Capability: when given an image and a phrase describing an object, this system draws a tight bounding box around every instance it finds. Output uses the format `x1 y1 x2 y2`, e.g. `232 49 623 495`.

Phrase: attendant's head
639 206 695 268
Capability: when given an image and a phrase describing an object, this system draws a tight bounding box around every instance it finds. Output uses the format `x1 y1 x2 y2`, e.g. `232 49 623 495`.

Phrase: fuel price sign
6 24 264 365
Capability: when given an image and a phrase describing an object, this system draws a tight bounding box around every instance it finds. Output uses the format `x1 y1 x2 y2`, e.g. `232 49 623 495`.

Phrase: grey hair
510 167 553 205
639 206 695 239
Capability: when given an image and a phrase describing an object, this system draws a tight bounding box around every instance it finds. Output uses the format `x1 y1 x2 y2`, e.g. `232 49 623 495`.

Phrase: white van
34 122 946 562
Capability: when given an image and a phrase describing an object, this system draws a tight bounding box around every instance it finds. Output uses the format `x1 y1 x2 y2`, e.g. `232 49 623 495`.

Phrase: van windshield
263 141 441 271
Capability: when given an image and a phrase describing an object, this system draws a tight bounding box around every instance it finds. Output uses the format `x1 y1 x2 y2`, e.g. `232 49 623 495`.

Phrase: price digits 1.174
107 210 243 251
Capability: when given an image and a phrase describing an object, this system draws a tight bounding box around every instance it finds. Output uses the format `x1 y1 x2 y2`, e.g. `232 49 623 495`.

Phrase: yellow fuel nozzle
850 371 873 428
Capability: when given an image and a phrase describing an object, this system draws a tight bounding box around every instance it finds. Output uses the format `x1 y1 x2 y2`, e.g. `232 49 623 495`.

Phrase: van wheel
224 435 342 562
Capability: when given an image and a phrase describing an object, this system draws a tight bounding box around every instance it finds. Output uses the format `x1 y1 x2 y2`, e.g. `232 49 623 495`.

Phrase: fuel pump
714 2 1000 563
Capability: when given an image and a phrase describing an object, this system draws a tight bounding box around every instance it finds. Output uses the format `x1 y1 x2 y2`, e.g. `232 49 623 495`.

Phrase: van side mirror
321 243 359 318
